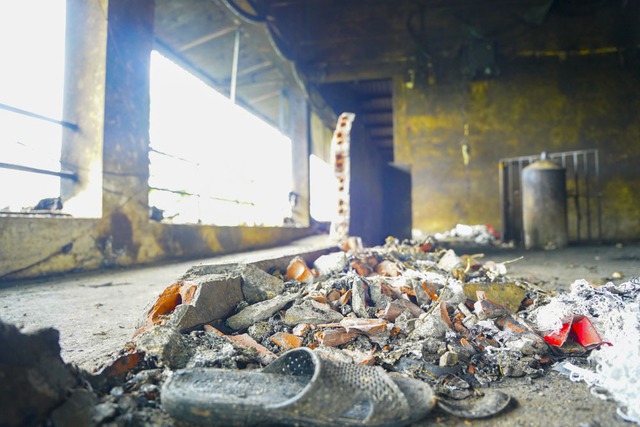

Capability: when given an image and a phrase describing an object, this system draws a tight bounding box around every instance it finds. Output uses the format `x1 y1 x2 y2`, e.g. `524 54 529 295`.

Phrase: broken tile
285 256 314 283
239 264 284 304
375 260 401 277
350 259 373 277
327 289 342 301
316 328 359 347
378 300 408 322
226 292 299 330
340 318 388 334
270 332 303 350
283 299 344 326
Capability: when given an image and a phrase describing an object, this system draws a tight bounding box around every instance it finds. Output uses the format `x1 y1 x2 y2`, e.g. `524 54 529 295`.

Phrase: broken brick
375 260 401 277
270 332 303 350
285 256 314 283
316 328 359 347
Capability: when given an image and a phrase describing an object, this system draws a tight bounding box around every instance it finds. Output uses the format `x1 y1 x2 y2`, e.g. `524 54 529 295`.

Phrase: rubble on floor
2 239 638 426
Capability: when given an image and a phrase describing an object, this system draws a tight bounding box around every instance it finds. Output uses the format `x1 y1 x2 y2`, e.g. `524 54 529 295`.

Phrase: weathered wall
394 56 640 240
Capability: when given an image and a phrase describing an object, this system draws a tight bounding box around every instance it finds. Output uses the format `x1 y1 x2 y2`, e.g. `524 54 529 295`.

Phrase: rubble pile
3 239 638 426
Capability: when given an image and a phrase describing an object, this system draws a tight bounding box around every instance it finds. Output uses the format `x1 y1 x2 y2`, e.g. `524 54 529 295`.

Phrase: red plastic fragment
571 317 605 348
544 321 572 346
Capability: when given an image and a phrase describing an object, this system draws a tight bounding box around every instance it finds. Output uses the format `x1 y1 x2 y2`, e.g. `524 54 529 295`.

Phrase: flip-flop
161 347 436 426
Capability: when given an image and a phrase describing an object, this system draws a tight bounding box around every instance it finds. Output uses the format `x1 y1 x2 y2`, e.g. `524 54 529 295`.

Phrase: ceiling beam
246 90 281 104
304 57 414 83
178 26 236 52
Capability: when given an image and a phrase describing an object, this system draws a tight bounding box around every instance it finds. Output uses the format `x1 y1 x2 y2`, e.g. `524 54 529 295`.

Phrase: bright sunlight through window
0 0 66 212
149 51 293 226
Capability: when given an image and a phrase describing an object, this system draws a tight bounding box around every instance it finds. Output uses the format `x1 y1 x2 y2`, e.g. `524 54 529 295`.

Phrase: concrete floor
0 235 335 370
1 237 639 426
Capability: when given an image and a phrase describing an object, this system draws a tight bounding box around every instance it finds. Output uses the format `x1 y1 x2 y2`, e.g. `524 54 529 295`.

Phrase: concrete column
100 0 155 262
289 90 311 226
60 0 108 217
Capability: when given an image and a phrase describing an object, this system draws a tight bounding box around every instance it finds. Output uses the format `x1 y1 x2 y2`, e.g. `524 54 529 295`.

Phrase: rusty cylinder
521 156 568 249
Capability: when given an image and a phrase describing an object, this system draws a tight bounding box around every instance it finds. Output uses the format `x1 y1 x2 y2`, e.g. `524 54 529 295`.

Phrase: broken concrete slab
0 321 78 427
283 299 344 326
226 292 299 330
239 263 284 304
165 274 244 332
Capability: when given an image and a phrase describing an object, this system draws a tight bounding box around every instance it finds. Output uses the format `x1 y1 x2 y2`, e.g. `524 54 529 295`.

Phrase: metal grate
499 149 602 244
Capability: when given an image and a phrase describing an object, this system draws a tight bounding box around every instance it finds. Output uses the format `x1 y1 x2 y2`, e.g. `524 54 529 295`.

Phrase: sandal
161 347 436 426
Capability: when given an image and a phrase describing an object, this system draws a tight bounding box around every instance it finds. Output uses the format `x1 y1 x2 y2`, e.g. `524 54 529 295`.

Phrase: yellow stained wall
394 57 640 240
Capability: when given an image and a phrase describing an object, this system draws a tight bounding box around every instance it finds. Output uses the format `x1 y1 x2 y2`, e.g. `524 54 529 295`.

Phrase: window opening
149 51 292 226
0 0 68 213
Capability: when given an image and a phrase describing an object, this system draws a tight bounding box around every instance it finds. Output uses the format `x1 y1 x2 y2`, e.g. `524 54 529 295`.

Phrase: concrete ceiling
154 0 638 161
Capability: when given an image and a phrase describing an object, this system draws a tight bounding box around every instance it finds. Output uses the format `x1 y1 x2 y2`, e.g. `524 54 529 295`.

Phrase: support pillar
100 0 155 263
289 90 311 226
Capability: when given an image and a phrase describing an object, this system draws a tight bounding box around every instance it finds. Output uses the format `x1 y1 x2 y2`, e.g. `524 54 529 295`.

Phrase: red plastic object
571 317 604 348
544 322 572 346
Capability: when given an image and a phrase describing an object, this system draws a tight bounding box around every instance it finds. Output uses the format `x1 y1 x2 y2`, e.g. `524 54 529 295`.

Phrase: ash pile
3 238 639 426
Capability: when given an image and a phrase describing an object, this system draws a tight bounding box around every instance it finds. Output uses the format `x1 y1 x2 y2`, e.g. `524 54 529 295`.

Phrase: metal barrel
521 157 568 249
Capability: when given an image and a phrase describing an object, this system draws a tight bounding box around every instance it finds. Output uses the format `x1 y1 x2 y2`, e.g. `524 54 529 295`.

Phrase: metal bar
573 152 580 241
595 150 602 243
149 186 254 206
0 103 78 130
230 28 240 104
584 152 592 240
508 160 515 242
0 161 78 181
499 161 508 241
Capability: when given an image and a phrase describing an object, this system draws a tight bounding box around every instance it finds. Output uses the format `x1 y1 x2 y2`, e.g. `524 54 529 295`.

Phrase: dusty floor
1 237 639 426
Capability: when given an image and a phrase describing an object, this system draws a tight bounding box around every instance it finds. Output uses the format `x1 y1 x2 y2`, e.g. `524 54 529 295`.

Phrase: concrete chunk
437 249 461 272
239 264 284 304
167 274 244 332
313 252 347 276
227 292 299 330
283 299 344 326
351 277 370 318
